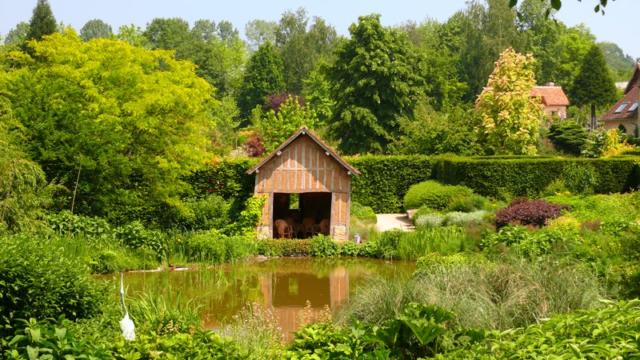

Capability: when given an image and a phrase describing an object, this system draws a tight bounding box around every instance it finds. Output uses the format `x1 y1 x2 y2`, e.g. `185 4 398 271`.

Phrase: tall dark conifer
26 0 57 41
571 45 617 129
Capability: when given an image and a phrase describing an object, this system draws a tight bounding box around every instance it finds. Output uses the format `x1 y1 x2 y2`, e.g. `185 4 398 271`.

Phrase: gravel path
375 213 415 232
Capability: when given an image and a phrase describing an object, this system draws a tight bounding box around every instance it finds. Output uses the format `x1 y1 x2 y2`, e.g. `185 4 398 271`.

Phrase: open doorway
273 192 331 239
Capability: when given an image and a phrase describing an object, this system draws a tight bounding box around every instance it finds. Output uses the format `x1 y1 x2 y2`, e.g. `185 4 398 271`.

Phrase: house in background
602 63 640 135
530 83 570 120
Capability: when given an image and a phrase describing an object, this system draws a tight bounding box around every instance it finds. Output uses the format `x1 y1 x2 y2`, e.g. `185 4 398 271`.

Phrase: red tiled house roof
603 63 640 122
530 85 570 106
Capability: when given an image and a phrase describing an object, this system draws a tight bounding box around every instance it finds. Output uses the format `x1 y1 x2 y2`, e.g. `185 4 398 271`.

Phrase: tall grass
375 226 478 260
340 257 603 330
128 292 201 335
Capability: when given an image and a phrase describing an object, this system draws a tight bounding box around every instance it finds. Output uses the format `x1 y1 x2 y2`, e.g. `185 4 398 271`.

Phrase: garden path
375 214 415 232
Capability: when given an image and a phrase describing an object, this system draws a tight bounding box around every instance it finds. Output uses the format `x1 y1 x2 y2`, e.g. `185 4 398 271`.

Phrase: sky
1 0 639 59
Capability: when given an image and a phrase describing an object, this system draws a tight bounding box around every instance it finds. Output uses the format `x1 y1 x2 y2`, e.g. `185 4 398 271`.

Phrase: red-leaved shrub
495 199 567 228
264 93 305 113
245 135 266 157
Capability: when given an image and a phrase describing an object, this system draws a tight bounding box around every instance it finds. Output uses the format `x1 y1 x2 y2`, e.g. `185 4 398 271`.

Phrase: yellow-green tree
476 48 543 155
2 31 217 223
252 96 318 152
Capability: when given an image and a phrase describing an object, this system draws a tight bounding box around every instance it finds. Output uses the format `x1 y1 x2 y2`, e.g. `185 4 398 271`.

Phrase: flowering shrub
495 198 566 228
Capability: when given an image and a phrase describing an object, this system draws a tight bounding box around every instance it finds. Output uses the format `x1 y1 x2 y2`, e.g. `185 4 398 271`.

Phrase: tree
245 20 277 51
391 102 480 155
4 22 30 45
476 48 543 155
116 24 148 47
237 42 285 118
571 45 617 129
3 31 217 222
275 9 339 94
253 96 318 152
144 18 246 97
599 42 636 81
0 75 51 232
26 0 57 41
327 15 425 154
80 19 113 41
509 0 611 15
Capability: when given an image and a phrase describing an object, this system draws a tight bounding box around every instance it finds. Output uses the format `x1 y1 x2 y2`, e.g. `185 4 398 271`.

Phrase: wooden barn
247 127 360 241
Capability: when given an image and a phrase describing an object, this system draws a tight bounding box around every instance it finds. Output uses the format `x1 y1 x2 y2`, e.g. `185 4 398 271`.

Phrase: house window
615 103 628 113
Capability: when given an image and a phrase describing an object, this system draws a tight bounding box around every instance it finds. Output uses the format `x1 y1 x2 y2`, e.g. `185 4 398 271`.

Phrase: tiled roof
602 63 640 122
530 86 570 106
602 86 639 121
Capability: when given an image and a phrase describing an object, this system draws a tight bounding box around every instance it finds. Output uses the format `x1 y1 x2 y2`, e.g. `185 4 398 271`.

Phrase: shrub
495 198 566 228
444 300 640 359
0 235 104 333
115 221 166 255
443 211 487 227
180 230 255 263
46 210 113 242
404 181 477 211
350 202 377 223
338 241 360 257
257 239 310 256
182 194 231 231
548 120 588 155
415 213 445 228
310 235 338 257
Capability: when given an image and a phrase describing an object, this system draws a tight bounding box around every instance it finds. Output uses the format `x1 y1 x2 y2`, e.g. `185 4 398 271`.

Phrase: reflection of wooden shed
247 127 360 241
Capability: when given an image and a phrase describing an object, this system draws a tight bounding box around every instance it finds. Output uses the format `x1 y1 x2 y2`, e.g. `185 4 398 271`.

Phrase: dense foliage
495 198 566 228
3 32 217 224
476 48 543 155
327 15 425 154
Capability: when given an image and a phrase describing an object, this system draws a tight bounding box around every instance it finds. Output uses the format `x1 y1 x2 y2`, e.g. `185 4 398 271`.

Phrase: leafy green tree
391 102 480 155
275 9 338 94
237 42 285 118
144 18 246 97
116 24 148 47
245 19 277 51
26 0 57 41
80 19 113 41
253 96 318 152
571 44 617 129
4 22 30 46
476 48 543 155
3 31 217 222
509 0 612 15
328 15 424 154
302 67 334 125
398 20 467 109
0 76 51 232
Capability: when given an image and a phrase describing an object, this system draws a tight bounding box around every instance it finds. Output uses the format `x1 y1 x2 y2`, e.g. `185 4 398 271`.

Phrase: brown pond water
103 258 415 339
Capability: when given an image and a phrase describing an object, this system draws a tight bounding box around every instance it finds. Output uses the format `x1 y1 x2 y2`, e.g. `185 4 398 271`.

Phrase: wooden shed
247 127 360 241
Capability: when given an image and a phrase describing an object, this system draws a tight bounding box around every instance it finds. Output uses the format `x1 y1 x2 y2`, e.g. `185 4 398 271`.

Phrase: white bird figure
119 273 136 341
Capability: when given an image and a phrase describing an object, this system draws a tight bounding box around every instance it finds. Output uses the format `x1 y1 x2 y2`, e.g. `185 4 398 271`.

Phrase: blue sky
1 0 638 59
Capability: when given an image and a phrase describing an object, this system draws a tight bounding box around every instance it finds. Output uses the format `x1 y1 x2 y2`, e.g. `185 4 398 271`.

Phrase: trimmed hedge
347 155 433 213
432 156 640 198
190 156 640 214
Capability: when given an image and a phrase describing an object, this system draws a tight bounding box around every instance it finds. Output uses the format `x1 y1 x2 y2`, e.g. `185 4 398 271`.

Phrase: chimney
546 82 555 87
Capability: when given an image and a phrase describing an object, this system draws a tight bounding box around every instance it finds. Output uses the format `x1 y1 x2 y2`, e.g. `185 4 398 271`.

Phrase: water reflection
115 258 414 337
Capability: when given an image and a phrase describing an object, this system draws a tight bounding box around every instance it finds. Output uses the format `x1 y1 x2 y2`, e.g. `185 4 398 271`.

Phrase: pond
106 258 415 339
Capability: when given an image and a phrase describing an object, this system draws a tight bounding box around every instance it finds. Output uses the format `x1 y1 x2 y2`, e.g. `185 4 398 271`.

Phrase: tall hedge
347 155 433 213
432 156 640 198
190 156 640 214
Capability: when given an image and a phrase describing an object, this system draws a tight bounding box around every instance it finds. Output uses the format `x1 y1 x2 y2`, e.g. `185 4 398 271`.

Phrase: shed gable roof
246 127 360 175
